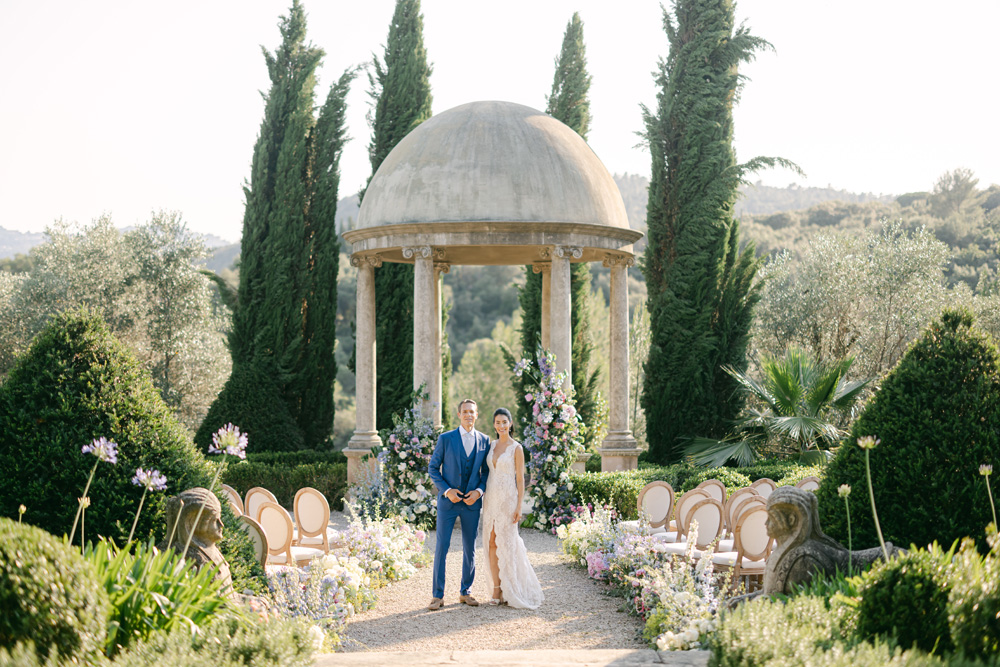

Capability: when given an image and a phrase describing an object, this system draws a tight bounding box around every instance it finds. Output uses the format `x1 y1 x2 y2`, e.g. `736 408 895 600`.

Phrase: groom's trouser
432 498 480 599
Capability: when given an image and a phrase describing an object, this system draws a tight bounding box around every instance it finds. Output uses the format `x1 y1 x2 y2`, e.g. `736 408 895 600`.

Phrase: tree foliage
363 0 433 430
640 0 793 463
0 215 230 429
218 1 353 450
816 309 1000 552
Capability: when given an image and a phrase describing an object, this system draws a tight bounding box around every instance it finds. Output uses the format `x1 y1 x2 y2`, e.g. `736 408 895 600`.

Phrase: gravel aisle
331 512 647 652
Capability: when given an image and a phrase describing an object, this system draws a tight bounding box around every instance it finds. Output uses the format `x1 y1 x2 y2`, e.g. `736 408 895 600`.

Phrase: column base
345 432 383 487
570 450 592 474
599 432 641 472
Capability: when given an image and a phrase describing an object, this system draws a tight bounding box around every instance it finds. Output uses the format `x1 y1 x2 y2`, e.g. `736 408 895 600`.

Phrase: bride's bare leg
488 528 502 600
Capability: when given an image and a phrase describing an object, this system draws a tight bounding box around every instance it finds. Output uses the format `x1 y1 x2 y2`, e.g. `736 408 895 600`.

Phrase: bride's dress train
481 440 544 610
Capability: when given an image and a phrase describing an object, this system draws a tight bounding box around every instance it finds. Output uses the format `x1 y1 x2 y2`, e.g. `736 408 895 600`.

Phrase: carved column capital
402 245 432 260
532 262 551 274
433 248 447 262
350 253 383 269
538 247 552 260
434 262 451 275
554 245 584 260
602 254 636 268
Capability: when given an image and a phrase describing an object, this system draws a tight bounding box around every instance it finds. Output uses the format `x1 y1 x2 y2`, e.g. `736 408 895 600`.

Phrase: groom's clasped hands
444 488 481 505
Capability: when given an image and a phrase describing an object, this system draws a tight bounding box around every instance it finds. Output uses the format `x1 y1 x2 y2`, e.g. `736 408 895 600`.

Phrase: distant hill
0 227 44 259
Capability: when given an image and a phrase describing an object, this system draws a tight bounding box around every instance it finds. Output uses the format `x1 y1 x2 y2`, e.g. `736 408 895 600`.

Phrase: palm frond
684 437 761 468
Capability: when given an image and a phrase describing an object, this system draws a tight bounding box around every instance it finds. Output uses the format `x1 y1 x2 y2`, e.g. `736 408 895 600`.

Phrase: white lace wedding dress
481 439 544 610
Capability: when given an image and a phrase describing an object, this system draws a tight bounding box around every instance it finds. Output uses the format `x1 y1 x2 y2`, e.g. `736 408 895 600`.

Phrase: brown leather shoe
428 597 444 611
459 594 479 607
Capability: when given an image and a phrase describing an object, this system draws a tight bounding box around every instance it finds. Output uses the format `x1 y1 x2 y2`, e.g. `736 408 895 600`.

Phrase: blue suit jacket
428 427 490 508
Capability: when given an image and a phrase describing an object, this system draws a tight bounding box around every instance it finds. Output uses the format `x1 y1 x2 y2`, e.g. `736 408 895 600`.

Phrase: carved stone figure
761 486 900 596
158 487 235 598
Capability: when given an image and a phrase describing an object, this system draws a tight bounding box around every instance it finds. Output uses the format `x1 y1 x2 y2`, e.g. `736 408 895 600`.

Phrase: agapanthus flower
838 484 851 497
82 437 118 464
209 423 248 459
132 468 168 492
856 435 880 450
981 464 993 477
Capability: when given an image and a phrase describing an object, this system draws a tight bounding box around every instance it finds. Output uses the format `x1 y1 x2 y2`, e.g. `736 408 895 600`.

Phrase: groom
426 398 490 610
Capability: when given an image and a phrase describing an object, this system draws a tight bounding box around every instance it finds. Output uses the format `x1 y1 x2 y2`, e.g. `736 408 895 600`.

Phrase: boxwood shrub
0 309 213 543
222 461 347 511
0 518 109 663
816 309 1000 552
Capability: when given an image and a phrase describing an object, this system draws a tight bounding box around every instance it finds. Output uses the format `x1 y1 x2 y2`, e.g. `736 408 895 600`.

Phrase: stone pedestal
570 450 592 474
534 261 552 351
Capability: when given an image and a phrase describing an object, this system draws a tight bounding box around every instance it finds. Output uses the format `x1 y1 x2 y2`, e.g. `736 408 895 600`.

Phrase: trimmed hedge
569 459 820 519
246 449 346 466
0 309 213 543
817 309 1000 552
0 518 109 663
222 462 347 511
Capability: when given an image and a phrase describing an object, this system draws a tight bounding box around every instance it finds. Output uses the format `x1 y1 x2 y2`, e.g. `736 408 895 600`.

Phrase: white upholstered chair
257 501 325 567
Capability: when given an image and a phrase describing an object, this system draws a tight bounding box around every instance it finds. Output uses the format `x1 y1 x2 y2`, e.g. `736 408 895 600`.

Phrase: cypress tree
514 12 602 448
203 1 355 451
295 68 357 447
641 0 796 464
362 0 434 430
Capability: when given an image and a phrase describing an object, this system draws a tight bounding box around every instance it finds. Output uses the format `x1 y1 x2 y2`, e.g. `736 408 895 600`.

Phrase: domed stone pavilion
342 100 643 482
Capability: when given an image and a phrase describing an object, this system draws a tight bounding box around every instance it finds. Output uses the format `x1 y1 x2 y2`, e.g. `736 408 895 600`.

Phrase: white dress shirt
460 426 475 457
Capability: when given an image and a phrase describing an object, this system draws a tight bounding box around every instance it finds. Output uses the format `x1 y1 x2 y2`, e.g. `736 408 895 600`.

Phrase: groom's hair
457 398 478 412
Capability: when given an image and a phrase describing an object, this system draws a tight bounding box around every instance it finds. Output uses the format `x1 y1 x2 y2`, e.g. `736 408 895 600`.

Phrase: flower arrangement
555 505 729 652
375 401 440 529
512 347 584 529
267 565 350 649
341 500 429 586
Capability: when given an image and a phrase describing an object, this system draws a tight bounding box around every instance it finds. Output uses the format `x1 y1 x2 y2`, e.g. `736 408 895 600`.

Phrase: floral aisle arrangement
375 402 440 528
556 507 729 652
512 348 585 530
341 500 430 587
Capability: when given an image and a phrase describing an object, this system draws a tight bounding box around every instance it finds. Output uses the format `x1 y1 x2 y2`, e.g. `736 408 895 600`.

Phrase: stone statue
158 487 235 598
760 486 900 596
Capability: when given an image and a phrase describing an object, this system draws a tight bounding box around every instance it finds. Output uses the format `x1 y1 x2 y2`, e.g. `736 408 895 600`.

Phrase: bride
481 407 544 609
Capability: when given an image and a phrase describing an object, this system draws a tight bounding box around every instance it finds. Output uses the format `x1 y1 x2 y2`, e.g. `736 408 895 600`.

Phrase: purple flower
132 468 167 492
82 437 118 464
209 423 248 459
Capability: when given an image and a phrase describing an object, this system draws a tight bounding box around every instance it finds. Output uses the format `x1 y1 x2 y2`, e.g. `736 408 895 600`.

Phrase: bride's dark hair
492 407 513 437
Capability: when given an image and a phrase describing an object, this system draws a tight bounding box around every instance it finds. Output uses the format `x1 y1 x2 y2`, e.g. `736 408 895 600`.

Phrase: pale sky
2 0 997 243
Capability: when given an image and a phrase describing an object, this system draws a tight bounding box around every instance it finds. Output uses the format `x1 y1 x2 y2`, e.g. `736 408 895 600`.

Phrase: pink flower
525 393 534 401
544 391 551 397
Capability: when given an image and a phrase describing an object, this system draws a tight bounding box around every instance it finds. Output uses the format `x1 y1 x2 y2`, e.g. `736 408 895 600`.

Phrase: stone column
534 262 552 350
551 246 580 389
346 253 383 486
432 257 450 427
406 245 435 420
600 254 641 471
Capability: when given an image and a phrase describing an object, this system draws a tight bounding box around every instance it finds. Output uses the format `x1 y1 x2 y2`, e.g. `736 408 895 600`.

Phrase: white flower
308 625 325 651
567 482 574 491
399 451 407 459
544 483 557 498
682 627 699 644
398 463 407 472
546 455 553 462
415 504 427 513
556 525 568 539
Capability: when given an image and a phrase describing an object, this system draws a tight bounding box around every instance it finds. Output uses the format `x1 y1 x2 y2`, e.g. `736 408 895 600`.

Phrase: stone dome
357 101 629 229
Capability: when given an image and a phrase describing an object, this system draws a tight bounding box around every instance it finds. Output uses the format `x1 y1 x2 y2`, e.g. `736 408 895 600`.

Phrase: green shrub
87 538 229 657
816 309 1000 552
948 531 1000 659
0 309 213 543
111 615 316 667
246 449 346 466
707 593 978 667
855 546 954 653
222 461 347 511
0 518 109 662
196 363 304 454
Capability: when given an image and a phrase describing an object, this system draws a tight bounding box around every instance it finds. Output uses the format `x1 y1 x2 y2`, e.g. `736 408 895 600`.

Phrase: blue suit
427 427 490 599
